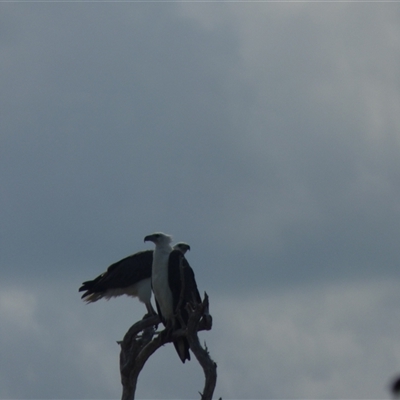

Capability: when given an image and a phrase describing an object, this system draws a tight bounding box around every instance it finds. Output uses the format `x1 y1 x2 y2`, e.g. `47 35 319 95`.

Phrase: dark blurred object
390 375 400 398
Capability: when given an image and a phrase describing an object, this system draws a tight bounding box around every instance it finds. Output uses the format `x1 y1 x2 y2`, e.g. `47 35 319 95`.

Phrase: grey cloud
2 278 400 399
211 279 400 398
0 280 215 399
1 4 244 280
1 3 400 398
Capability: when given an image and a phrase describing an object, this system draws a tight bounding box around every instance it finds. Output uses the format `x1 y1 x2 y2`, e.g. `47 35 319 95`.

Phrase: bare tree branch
119 315 160 400
118 294 216 400
186 293 217 400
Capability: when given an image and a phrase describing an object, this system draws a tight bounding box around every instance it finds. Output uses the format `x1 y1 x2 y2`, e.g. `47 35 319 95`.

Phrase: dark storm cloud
1 3 248 282
0 279 214 398
181 3 400 292
2 3 400 399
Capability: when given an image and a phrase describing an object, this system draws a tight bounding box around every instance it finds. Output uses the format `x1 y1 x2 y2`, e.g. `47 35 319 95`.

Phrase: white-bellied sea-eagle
144 232 201 363
79 242 191 316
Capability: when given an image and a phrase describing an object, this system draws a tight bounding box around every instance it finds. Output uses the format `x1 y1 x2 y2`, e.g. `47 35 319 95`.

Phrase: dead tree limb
119 315 159 400
118 294 215 400
186 293 216 400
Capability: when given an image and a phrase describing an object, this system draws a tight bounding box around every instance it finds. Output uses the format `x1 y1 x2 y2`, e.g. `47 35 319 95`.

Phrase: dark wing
182 262 201 305
79 250 153 299
167 249 201 363
79 274 104 293
168 250 201 313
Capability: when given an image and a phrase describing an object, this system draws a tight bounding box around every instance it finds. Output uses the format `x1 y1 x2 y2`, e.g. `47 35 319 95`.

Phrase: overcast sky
1 2 400 399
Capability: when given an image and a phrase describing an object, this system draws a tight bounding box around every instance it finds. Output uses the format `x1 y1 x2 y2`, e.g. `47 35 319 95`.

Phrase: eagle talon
142 312 152 320
165 320 174 337
159 327 172 341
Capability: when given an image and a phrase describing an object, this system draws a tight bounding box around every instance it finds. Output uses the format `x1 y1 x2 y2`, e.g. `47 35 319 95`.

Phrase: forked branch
119 294 215 400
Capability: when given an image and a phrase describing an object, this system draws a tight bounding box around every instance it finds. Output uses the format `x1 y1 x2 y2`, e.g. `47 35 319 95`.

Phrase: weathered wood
186 293 217 400
118 294 215 400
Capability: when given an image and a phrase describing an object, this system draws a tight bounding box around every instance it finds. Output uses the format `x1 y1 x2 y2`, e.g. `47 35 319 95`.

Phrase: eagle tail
173 337 190 363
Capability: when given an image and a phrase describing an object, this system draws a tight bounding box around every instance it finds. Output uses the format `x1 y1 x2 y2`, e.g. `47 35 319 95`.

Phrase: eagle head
144 232 173 246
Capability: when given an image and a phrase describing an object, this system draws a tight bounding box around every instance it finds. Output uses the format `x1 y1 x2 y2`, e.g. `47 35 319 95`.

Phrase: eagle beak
144 235 153 243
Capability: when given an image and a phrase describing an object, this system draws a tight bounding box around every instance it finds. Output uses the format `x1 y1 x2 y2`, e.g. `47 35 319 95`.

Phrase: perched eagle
144 232 201 363
79 242 191 315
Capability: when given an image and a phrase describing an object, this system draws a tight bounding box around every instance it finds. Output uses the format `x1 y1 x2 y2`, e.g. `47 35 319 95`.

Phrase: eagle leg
142 303 158 322
145 302 157 316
